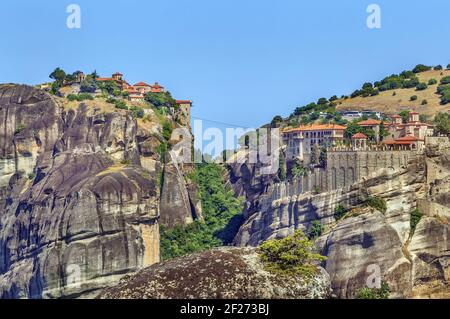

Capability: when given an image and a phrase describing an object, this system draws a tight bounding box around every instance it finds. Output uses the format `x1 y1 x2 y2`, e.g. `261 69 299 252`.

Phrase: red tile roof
395 135 424 142
134 82 151 87
352 133 368 139
151 82 164 88
176 100 192 104
113 72 123 76
96 77 114 81
358 119 382 126
283 124 346 133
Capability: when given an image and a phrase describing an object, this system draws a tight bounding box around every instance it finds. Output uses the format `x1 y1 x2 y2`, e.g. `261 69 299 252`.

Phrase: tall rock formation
0 84 199 298
230 138 450 298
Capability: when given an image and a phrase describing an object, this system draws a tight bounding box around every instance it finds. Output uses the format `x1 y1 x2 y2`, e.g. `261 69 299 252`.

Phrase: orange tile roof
395 135 424 142
358 119 382 126
351 132 368 139
96 77 114 81
283 124 346 133
113 72 123 76
151 82 164 88
176 100 192 104
391 115 402 118
134 82 150 87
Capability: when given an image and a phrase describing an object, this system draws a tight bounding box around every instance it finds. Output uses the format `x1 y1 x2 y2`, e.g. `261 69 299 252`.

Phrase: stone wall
271 149 418 200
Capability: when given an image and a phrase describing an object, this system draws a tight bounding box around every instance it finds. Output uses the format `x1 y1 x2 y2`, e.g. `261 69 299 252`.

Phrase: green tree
412 64 431 73
434 65 443 71
410 95 418 101
356 282 390 299
145 91 177 109
49 67 66 84
80 75 97 93
428 78 437 85
410 209 423 233
257 230 326 278
366 196 387 214
434 112 450 136
271 115 283 127
334 205 347 220
440 76 450 85
307 221 323 240
399 110 410 124
416 82 428 91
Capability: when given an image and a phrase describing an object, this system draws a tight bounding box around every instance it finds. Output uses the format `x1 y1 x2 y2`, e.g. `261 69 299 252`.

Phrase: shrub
334 205 347 220
66 93 94 101
428 78 437 85
440 76 450 85
370 89 379 96
307 221 323 240
291 161 308 178
366 196 387 214
410 95 418 101
412 64 431 73
114 100 128 110
441 90 450 105
130 106 144 118
66 94 78 101
27 172 36 180
257 230 326 278
416 83 427 91
421 99 428 105
434 113 450 136
356 282 390 299
410 209 423 233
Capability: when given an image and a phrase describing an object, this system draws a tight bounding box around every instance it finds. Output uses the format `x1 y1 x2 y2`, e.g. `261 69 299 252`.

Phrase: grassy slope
335 69 450 118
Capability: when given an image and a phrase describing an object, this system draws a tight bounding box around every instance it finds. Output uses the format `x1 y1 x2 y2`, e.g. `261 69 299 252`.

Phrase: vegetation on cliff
257 230 326 278
356 282 390 299
160 163 244 260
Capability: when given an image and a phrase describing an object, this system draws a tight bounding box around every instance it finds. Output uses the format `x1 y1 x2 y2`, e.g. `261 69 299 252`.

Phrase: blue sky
1 0 450 153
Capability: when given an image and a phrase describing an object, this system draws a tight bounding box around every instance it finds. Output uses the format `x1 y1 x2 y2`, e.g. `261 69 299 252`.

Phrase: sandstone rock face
98 247 331 299
231 140 450 298
0 84 197 298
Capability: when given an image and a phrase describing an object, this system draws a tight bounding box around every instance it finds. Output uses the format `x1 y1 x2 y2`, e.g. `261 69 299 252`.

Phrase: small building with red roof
150 82 165 93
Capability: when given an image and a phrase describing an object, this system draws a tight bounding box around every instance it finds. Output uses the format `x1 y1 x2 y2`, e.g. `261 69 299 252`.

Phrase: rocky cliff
98 247 331 299
230 139 450 298
0 84 200 298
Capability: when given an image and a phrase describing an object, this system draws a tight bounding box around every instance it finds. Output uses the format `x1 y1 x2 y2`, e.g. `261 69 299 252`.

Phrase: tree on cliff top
257 230 326 278
49 67 66 85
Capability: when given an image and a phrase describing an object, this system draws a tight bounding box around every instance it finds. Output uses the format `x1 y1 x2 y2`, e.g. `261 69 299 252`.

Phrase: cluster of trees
160 163 244 260
437 76 450 104
145 91 178 109
290 96 346 126
49 67 98 94
349 64 449 99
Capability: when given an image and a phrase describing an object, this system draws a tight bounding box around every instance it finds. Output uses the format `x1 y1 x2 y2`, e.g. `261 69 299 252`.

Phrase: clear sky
1 0 450 154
